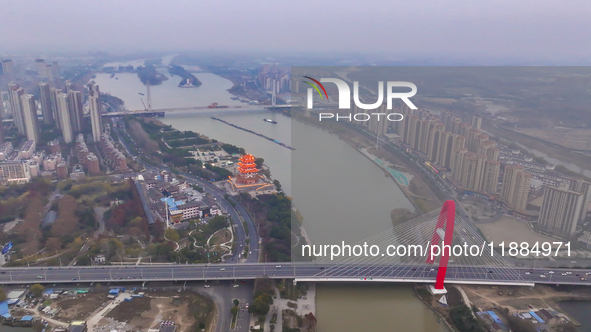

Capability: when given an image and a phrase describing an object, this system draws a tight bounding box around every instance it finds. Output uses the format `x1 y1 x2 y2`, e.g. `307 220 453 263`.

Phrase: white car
566 272 572 275
204 284 210 288
233 284 239 288
562 273 568 276
276 265 282 268
548 271 554 274
525 272 530 275
540 275 546 278
220 268 226 271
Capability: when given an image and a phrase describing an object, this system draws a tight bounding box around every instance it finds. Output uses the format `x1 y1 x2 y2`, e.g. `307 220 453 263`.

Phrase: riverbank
413 284 455 332
484 121 591 178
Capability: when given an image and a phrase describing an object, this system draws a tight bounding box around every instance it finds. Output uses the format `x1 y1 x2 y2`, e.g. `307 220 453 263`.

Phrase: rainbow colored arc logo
302 76 328 100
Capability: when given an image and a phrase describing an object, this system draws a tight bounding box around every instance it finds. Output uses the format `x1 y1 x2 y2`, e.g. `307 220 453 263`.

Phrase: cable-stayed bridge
0 203 584 287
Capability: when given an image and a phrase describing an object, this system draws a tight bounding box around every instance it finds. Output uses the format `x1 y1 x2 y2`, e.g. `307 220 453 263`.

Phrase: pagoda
236 154 259 184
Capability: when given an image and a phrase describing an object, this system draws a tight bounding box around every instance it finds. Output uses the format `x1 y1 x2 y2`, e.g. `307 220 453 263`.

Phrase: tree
51 195 78 238
449 305 486 332
249 293 271 315
45 237 62 252
233 299 239 307
165 228 180 242
30 284 44 298
255 157 265 168
273 180 282 191
77 256 92 266
230 306 239 315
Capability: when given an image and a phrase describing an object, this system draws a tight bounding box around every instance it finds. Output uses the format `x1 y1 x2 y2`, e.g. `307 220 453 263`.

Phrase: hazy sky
1 0 590 63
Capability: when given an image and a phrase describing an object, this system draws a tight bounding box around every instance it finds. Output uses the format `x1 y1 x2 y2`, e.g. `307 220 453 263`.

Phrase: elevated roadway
1 263 590 287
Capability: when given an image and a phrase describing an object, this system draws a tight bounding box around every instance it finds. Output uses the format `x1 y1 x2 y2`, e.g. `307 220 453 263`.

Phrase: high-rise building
50 88 62 129
450 148 468 180
20 94 39 143
500 165 531 211
52 62 60 78
67 89 84 133
45 64 54 81
419 118 438 154
465 127 482 153
1 60 15 80
570 179 591 219
56 93 73 143
408 115 423 150
38 82 54 125
36 59 47 78
427 123 445 162
88 83 103 142
368 104 389 137
481 160 501 194
450 117 463 134
437 132 464 169
538 182 590 239
471 115 482 130
458 153 487 192
8 82 26 134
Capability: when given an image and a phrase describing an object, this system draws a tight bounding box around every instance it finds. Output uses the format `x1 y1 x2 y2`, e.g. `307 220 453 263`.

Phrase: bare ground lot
462 284 591 312
54 293 108 321
478 216 555 247
210 228 232 245
102 292 213 332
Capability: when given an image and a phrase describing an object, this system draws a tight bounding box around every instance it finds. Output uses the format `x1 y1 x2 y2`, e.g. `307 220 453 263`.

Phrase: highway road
2 263 591 287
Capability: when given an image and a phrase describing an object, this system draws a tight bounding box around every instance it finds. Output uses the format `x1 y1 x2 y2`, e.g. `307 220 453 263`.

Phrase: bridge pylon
426 200 456 290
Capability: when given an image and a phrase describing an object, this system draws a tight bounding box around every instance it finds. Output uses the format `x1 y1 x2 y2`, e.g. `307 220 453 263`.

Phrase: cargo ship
264 118 277 124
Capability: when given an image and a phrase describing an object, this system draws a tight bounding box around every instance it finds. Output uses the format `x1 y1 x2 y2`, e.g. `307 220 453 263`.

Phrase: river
558 301 591 332
316 283 448 332
513 142 591 178
91 58 446 331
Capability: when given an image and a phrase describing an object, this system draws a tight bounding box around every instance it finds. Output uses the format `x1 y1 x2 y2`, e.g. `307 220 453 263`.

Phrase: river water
317 283 448 332
558 301 591 332
91 59 447 331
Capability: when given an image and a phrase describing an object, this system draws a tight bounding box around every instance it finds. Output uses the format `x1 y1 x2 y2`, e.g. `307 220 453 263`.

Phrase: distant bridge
102 105 294 117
